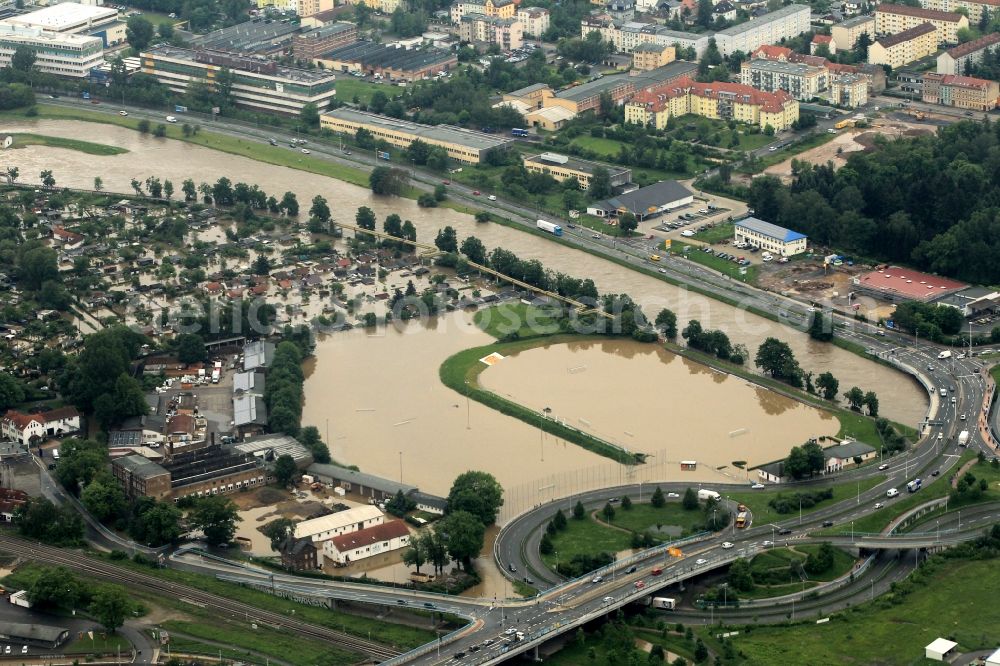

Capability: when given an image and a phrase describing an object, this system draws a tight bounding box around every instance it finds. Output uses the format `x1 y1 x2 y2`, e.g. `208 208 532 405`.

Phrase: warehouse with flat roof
320 108 514 163
852 267 968 303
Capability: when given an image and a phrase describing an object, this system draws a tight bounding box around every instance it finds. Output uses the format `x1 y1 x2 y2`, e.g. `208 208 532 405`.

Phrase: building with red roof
322 519 411 566
1 407 81 446
811 33 836 54
852 267 968 303
625 76 799 131
922 72 999 111
0 487 28 522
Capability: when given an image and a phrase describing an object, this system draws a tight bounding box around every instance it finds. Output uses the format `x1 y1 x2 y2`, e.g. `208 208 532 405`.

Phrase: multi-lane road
12 97 1000 665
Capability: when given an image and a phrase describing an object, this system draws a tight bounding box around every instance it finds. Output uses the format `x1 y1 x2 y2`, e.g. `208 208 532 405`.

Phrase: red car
442 180 450 185
634 580 646 589
651 567 663 576
472 190 481 195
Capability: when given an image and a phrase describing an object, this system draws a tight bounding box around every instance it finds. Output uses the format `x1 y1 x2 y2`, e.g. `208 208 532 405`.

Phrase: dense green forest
745 121 1000 285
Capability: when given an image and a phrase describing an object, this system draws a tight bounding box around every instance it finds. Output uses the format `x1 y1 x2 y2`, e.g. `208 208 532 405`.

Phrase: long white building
714 4 811 57
0 24 104 77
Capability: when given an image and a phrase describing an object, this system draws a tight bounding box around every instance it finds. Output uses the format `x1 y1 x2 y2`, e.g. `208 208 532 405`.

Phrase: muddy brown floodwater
4 120 927 498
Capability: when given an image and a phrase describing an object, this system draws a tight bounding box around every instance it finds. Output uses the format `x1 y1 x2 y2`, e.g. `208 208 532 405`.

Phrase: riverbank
8 132 127 155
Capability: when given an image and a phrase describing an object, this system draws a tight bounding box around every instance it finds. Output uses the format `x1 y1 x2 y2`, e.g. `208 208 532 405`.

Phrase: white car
591 576 603 584
165 115 177 123
751 483 765 489
874 502 884 509
681 230 695 237
488 194 497 201
119 110 128 116
768 146 778 152
937 433 943 440
301 148 310 154
666 492 680 498
504 628 516 635
762 540 774 547
878 463 889 470
695 558 708 565
20 646 26 655
698 208 708 214
722 542 734 549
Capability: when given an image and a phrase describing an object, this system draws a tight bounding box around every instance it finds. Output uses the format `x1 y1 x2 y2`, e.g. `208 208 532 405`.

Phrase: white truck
652 597 676 610
8 590 31 608
536 220 563 236
938 350 952 359
211 369 221 384
697 489 721 502
958 430 970 446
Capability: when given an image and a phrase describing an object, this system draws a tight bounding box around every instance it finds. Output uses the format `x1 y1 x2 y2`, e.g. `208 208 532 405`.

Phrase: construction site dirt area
756 259 896 321
762 121 935 182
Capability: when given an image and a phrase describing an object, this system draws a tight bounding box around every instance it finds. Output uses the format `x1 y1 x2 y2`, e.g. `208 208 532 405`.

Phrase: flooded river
4 119 927 495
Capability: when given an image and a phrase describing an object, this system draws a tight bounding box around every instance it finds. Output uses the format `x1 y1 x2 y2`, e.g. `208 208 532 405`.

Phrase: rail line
0 536 401 663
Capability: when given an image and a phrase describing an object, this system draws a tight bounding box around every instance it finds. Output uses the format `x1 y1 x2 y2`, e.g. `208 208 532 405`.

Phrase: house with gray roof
586 180 693 220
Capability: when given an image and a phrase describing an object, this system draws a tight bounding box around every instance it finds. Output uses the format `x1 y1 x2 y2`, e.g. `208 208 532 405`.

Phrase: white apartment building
714 4 811 56
0 24 103 77
516 7 549 37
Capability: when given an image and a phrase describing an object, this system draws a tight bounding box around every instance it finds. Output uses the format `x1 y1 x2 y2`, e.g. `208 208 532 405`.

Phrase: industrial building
292 22 357 60
625 77 799 131
734 217 808 257
314 41 456 81
234 433 314 469
320 108 515 164
523 153 631 191
937 32 1000 75
875 3 968 45
922 72 999 110
851 266 968 303
868 22 938 69
243 340 275 371
0 623 70 649
189 19 300 55
307 463 417 501
713 4 811 57
140 47 338 116
587 180 693 220
2 2 124 46
112 444 266 501
0 25 103 78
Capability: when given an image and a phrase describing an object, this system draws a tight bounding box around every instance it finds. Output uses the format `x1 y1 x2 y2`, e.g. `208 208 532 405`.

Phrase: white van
165 115 177 123
886 488 899 498
52 448 60 460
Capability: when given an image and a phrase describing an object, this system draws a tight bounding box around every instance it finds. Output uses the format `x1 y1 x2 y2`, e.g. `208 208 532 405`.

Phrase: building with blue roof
734 217 808 257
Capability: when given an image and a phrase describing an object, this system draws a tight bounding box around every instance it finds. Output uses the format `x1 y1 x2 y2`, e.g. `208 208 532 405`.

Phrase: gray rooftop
507 82 549 97
556 74 632 102
147 46 335 84
599 180 693 214
320 40 454 73
322 108 514 152
190 18 299 51
114 454 168 479
308 462 417 495
746 58 820 75
716 4 809 35
0 622 69 646
233 394 268 426
233 370 266 395
824 440 876 459
524 152 630 178
652 27 707 41
234 433 313 466
736 216 807 242
630 60 699 88
243 340 275 371
299 21 355 39
836 14 875 28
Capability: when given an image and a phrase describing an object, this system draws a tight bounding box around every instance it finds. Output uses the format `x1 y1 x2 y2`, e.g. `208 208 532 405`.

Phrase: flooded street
4 120 928 499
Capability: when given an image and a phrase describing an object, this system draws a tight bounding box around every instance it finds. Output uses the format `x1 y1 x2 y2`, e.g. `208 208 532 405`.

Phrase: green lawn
162 620 354 666
710 558 1000 664
902 458 1000 532
64 633 132 655
794 543 857 581
542 515 633 569
10 133 128 155
667 240 759 283
474 302 561 340
666 114 773 152
87 553 434 651
570 134 628 157
546 627 697 665
1 105 371 188
691 222 734 245
723 474 885 527
603 503 707 538
336 78 403 105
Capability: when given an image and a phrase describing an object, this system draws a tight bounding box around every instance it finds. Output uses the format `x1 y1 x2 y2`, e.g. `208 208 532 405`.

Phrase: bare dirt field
763 120 935 182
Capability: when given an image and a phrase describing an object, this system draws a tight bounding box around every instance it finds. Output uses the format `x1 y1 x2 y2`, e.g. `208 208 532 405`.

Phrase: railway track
0 536 401 663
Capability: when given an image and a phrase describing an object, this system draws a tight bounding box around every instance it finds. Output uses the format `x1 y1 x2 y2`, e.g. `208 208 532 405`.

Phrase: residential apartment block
918 0 997 24
450 0 516 23
922 72 999 110
713 4 811 57
740 58 828 101
297 0 337 17
342 0 406 14
516 7 550 36
828 72 869 107
580 16 711 56
0 24 103 77
142 47 338 115
632 42 676 70
523 153 632 190
937 32 1000 75
831 14 874 50
875 3 968 45
459 14 522 49
625 76 799 131
868 22 938 69
320 108 515 163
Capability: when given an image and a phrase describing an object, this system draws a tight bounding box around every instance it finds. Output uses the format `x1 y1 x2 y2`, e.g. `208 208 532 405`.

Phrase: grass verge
439 334 640 464
541 515 633 570
706 558 1000 664
64 634 131 654
691 222 735 244
86 552 434 650
473 302 559 340
723 474 885 528
162 620 353 666
668 240 759 283
10 132 128 155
